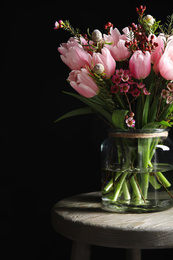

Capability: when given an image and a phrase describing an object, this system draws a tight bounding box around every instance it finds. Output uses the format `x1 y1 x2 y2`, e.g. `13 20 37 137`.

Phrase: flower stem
154 172 173 199
122 181 131 200
103 172 122 192
149 174 161 189
125 93 132 113
130 176 142 200
138 138 151 199
141 172 149 199
115 93 126 109
155 171 171 188
112 172 129 201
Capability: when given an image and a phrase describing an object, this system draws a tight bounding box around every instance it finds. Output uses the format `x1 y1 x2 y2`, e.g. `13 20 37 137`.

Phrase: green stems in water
102 133 173 206
122 181 131 200
112 172 129 201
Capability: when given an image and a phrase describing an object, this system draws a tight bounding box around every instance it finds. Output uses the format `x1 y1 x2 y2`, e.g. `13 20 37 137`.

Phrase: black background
2 0 173 259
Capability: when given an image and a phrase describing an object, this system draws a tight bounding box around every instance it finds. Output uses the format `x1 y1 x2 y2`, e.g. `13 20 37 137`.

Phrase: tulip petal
159 47 173 80
90 48 116 78
68 69 99 98
70 80 97 98
129 50 151 79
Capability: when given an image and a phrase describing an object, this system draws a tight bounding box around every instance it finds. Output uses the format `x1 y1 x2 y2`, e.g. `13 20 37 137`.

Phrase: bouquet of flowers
54 6 173 211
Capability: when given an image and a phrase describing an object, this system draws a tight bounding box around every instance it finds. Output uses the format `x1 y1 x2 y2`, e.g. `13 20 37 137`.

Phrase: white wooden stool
51 191 173 260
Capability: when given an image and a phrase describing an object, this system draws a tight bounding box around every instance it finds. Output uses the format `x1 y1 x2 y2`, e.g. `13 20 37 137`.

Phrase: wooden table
51 191 173 260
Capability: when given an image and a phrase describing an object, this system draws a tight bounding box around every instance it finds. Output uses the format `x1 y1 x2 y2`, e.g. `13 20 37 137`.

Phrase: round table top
51 191 173 249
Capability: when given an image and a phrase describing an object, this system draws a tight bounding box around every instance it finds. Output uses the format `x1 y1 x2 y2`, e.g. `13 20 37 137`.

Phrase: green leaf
142 95 149 127
105 41 113 45
149 175 161 189
142 120 171 129
159 120 171 127
136 96 143 129
87 28 91 38
62 91 113 125
54 107 94 123
142 84 153 127
159 102 173 121
148 96 160 123
112 110 129 129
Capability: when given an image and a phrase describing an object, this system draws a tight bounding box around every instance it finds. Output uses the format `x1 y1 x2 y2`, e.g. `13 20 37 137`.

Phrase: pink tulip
150 34 165 74
104 27 121 45
58 37 91 70
67 68 99 98
129 50 151 79
159 45 173 80
104 27 131 61
90 47 116 78
166 36 173 48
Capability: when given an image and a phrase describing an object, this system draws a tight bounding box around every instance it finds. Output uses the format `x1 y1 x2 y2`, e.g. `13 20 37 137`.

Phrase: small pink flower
120 83 130 93
143 87 151 95
129 50 151 79
161 89 170 99
116 69 124 77
111 85 119 93
167 82 173 92
126 117 135 128
130 88 141 97
54 20 64 30
68 68 99 98
54 21 59 30
137 82 145 89
112 74 121 84
128 79 137 85
166 95 173 104
122 73 130 82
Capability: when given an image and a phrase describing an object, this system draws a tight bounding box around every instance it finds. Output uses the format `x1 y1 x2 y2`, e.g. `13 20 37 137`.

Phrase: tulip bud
91 29 102 42
129 50 151 79
93 63 105 74
143 15 155 26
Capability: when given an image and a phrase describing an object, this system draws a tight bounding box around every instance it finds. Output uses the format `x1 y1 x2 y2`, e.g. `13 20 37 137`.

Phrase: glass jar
101 129 173 213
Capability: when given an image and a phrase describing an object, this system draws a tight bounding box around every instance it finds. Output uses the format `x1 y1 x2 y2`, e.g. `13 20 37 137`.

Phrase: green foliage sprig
160 14 173 36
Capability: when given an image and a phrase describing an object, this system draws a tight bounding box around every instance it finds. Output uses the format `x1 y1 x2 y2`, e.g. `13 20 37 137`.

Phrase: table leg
71 241 91 260
126 249 141 260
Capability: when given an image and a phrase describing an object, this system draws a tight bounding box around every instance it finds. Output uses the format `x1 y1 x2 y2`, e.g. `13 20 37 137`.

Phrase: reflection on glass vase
101 129 173 213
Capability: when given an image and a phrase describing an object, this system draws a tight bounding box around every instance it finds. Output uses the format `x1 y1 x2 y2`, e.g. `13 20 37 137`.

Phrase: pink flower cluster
56 12 173 100
58 31 154 99
55 7 173 130
58 37 116 97
111 69 150 97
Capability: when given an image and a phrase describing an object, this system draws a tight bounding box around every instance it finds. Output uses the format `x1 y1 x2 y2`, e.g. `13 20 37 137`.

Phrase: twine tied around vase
109 131 168 139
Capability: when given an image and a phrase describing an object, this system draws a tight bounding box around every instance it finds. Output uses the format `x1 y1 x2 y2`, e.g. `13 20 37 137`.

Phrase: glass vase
101 129 173 213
